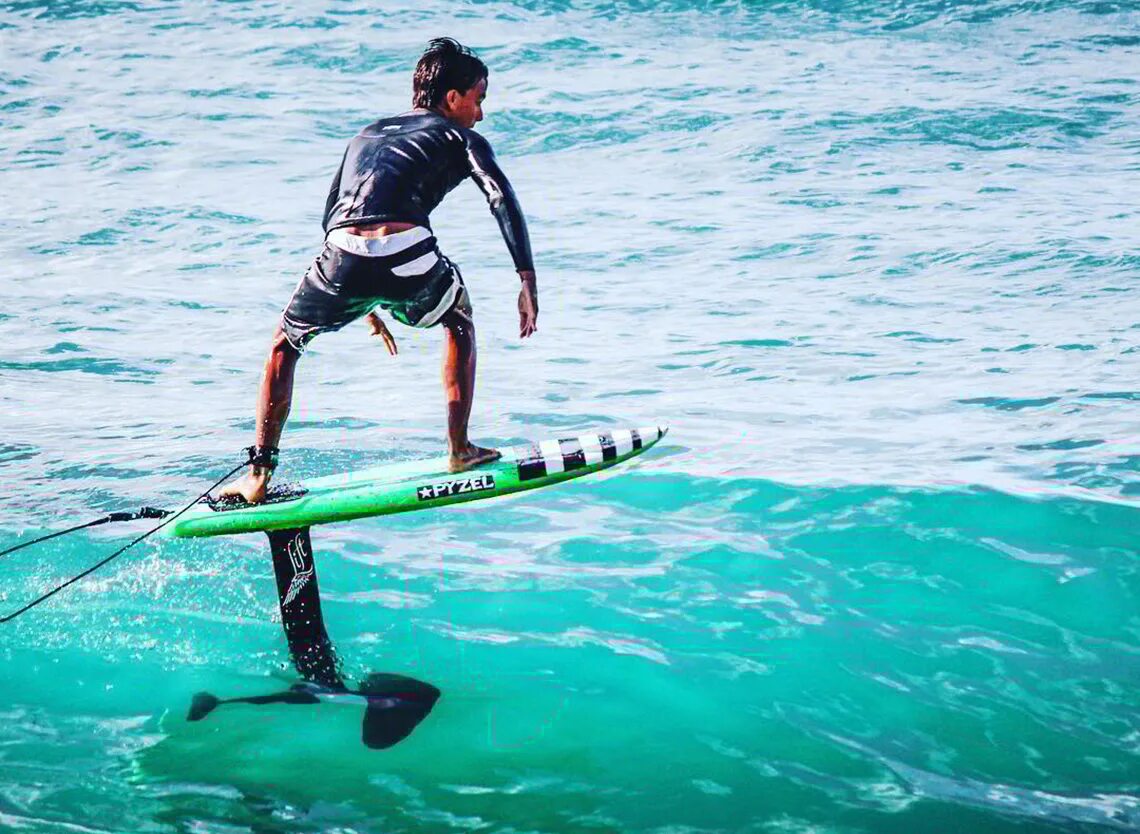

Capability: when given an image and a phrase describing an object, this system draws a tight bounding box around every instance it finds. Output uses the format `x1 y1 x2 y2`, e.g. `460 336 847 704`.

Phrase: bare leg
219 326 301 503
440 308 500 473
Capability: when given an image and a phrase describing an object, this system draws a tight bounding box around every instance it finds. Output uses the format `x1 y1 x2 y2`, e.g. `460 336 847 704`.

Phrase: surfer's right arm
517 271 538 338
464 131 538 337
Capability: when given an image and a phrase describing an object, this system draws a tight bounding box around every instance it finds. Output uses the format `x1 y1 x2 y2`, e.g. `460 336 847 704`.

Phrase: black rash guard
322 109 534 273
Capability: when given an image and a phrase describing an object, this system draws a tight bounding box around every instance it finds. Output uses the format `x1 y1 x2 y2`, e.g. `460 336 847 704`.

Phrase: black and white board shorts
280 226 470 352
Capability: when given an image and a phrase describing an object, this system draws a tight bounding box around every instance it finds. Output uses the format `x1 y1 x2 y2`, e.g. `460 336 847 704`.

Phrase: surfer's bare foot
218 469 272 504
448 444 501 473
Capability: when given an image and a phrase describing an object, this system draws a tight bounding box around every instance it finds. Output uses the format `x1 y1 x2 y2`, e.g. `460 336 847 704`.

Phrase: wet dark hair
412 37 488 110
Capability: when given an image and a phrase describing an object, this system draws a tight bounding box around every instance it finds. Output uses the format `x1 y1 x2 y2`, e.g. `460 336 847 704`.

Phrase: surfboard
166 425 667 538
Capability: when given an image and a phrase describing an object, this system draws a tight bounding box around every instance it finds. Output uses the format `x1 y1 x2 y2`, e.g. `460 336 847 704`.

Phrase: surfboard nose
639 424 669 444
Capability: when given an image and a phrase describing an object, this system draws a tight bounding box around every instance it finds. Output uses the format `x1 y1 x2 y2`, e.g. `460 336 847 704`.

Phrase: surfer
221 37 539 505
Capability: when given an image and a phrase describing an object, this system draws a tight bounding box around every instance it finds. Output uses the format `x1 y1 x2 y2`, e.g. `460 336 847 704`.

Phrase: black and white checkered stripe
516 426 663 482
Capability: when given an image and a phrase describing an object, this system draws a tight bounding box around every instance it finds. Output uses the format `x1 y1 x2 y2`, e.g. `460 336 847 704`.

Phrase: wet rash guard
322 109 534 273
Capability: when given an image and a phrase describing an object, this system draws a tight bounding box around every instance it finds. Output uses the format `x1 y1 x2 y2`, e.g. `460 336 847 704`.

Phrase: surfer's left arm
321 147 349 233
365 311 397 356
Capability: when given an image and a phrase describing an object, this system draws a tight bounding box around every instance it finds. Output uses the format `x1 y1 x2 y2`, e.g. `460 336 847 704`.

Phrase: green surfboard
166 425 667 538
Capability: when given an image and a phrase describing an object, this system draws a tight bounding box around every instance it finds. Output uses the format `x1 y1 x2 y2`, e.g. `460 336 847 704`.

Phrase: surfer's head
413 37 488 129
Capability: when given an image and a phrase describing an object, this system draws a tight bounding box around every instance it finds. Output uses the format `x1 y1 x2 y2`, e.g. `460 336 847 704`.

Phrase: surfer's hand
518 272 538 338
366 312 398 356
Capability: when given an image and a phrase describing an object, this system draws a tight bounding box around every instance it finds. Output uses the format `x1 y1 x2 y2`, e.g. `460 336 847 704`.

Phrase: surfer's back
323 110 480 232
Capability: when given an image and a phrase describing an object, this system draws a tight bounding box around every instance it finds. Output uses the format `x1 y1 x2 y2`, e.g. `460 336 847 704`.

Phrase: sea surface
1 1 1137 832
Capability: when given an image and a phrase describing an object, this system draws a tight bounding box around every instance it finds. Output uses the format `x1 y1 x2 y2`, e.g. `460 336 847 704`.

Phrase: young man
221 37 539 505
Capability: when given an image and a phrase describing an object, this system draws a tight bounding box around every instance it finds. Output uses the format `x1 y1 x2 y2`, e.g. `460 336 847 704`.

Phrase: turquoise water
1 0 1138 831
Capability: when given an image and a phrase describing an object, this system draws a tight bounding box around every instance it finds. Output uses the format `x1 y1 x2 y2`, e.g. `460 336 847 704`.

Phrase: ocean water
1 0 1137 831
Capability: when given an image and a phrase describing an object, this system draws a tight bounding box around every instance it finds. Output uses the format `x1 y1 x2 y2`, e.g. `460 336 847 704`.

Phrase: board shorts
280 226 471 352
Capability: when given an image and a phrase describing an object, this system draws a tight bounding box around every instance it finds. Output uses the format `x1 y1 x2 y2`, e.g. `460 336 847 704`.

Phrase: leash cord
0 507 170 560
0 460 247 624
